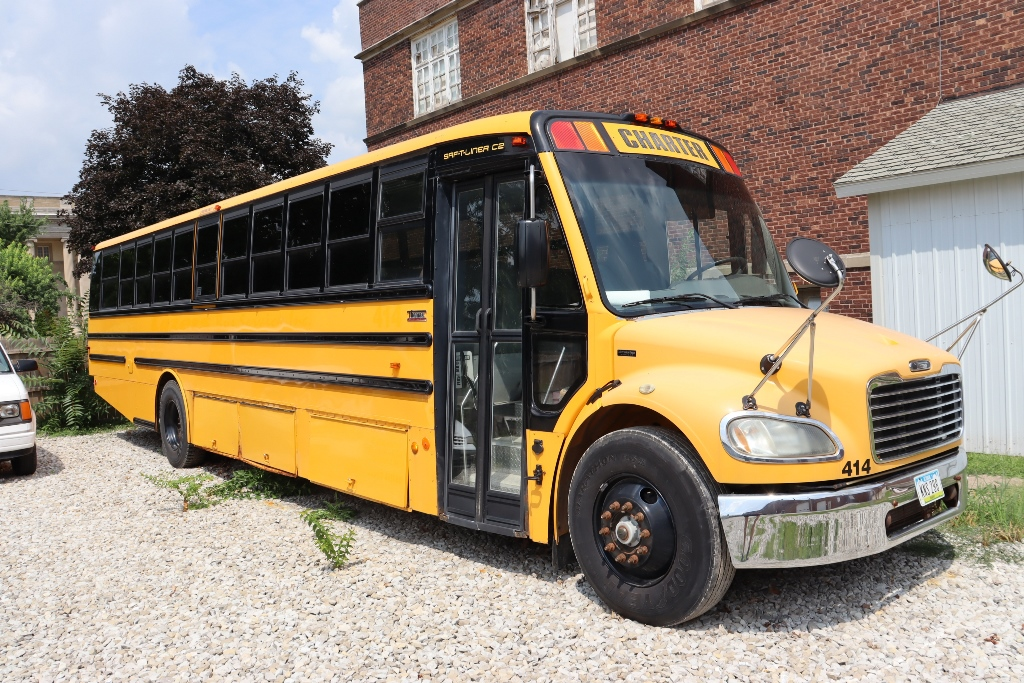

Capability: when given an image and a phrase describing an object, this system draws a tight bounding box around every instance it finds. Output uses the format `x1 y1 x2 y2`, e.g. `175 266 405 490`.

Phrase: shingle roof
834 86 1024 196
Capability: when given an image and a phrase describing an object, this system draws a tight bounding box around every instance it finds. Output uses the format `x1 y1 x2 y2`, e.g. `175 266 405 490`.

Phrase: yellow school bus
89 111 967 625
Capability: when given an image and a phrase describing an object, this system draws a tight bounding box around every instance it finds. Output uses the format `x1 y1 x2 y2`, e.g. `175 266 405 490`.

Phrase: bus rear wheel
158 380 206 469
568 427 734 626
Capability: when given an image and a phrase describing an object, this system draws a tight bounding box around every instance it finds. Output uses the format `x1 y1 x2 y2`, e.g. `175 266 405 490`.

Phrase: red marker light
711 144 742 176
511 135 528 147
549 121 585 150
633 112 650 123
665 120 679 129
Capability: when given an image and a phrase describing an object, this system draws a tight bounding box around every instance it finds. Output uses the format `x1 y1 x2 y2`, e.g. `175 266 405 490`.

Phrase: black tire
10 446 37 476
158 381 206 468
568 427 735 626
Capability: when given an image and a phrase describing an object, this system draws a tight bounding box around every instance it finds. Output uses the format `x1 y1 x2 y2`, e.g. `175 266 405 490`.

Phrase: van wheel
568 427 734 626
159 381 205 468
10 447 37 476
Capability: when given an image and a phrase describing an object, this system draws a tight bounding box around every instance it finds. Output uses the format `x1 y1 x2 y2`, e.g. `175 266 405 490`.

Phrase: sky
0 0 366 197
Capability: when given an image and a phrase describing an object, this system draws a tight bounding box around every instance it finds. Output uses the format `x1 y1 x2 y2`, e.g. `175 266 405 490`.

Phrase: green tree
0 199 46 247
65 65 333 276
0 199 65 331
0 243 65 327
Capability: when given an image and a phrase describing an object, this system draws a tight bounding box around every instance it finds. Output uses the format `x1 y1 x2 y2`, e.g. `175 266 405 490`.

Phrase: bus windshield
556 153 799 315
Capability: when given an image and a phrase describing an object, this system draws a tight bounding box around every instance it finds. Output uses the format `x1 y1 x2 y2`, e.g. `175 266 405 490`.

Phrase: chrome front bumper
718 447 967 568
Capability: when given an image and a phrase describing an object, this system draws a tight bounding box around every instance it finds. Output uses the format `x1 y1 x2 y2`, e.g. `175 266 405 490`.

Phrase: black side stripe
133 358 433 395
89 332 432 347
89 354 126 364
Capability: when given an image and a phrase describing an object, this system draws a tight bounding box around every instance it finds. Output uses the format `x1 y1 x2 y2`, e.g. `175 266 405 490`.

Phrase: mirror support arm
742 254 845 412
926 264 1022 358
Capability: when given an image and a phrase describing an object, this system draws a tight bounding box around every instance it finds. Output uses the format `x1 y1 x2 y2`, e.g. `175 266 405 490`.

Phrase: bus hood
613 307 957 390
609 307 960 481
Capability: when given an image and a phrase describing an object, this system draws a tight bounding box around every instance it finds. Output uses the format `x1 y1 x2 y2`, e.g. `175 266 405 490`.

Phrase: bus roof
95 110 538 251
95 110 728 251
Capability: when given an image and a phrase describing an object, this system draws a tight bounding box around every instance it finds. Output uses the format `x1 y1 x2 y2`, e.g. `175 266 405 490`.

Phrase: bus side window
286 188 325 291
100 249 119 309
172 224 195 302
535 185 582 308
220 210 250 297
327 178 372 288
88 255 101 312
194 218 219 300
251 201 284 295
378 168 426 282
119 242 136 308
153 233 173 304
135 238 153 307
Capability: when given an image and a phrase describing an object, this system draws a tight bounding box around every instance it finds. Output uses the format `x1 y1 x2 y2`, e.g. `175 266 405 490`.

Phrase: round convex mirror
786 238 847 288
782 239 847 286
982 243 1012 282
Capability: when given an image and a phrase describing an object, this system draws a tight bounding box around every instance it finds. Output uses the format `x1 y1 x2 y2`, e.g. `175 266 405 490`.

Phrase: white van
0 346 37 476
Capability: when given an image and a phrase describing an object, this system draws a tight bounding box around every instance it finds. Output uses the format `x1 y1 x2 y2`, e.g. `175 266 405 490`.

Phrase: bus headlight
720 412 843 463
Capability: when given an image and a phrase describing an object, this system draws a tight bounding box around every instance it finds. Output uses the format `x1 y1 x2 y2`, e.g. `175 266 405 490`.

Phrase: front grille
869 372 964 461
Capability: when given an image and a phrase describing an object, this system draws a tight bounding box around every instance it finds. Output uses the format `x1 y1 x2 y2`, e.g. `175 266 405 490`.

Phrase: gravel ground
2 429 1024 682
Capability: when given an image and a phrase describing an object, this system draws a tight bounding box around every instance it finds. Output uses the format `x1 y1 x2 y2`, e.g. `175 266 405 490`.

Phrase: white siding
870 172 1024 455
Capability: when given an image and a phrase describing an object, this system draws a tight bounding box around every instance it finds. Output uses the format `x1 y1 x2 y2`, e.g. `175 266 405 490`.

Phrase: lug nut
627 555 639 565
621 502 633 513
605 543 617 553
599 526 611 536
637 545 649 556
633 512 645 522
609 501 621 511
639 529 651 539
615 553 627 564
601 511 612 521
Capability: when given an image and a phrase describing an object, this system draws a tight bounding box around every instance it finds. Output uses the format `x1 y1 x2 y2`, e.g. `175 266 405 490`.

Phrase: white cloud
301 1 367 163
0 0 368 196
0 0 207 195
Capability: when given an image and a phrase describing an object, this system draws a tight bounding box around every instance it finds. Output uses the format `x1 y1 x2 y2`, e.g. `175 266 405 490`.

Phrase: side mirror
13 359 38 373
517 219 549 288
786 238 846 287
983 243 1012 282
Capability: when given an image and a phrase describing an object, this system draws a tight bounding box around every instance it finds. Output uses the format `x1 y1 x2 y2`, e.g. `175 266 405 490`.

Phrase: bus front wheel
158 380 206 469
568 427 734 626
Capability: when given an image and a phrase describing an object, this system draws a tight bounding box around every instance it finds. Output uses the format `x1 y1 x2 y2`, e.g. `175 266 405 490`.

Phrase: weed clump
143 472 215 511
301 501 357 569
142 467 357 568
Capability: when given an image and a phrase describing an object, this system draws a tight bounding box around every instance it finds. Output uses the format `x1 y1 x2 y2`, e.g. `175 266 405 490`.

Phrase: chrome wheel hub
615 517 641 546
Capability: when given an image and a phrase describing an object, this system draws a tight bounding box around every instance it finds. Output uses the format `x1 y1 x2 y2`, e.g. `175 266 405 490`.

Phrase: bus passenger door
446 174 526 530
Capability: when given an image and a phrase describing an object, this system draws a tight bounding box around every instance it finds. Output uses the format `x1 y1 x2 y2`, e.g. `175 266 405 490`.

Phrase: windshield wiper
621 293 738 309
736 293 805 308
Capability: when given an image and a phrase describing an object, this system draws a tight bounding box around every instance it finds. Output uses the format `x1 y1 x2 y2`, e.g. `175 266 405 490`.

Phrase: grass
142 465 357 567
965 452 1024 480
937 452 1024 551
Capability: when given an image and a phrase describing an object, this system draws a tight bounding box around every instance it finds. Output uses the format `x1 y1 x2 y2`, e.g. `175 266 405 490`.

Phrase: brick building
356 0 1024 319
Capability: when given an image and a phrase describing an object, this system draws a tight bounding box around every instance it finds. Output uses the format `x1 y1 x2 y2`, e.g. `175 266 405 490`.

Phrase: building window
35 245 51 260
694 0 728 10
525 0 596 73
411 20 461 117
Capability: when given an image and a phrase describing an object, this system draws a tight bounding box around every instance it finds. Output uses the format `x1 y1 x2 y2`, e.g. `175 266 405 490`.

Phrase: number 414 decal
842 459 872 477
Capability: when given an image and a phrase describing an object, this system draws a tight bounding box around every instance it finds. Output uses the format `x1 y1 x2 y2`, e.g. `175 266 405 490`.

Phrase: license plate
914 469 944 506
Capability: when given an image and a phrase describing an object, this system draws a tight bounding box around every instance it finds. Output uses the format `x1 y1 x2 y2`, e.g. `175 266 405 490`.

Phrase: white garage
835 86 1024 456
